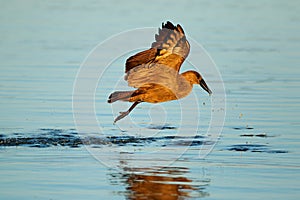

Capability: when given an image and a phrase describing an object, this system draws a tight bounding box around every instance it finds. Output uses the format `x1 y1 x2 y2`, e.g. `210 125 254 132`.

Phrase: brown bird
108 21 212 123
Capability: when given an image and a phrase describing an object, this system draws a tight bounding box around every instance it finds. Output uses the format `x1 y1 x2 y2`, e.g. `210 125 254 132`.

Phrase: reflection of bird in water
108 21 212 123
127 173 194 199
122 167 209 199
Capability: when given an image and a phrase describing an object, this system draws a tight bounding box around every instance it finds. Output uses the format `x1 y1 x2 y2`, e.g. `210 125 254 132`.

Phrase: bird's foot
113 111 129 124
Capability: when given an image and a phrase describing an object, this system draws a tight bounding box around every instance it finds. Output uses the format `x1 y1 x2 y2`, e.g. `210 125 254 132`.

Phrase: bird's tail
107 91 135 103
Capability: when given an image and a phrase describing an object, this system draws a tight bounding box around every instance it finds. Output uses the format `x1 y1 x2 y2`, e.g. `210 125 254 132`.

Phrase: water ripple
0 129 209 148
227 144 288 154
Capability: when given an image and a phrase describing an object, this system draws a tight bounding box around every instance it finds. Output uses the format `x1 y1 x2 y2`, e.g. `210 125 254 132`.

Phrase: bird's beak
200 79 212 95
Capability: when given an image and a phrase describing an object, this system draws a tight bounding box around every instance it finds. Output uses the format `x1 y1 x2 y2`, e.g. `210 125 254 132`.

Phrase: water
1 0 300 199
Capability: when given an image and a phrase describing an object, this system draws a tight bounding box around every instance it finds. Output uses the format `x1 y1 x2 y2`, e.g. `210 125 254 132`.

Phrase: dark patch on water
0 135 84 147
28 144 51 148
233 126 254 130
147 124 177 130
228 144 266 152
263 150 288 154
227 144 288 153
107 135 207 147
172 139 209 147
240 133 273 138
0 129 208 148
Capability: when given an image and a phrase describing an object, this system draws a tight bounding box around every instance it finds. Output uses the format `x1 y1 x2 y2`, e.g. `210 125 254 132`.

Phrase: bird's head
182 70 212 95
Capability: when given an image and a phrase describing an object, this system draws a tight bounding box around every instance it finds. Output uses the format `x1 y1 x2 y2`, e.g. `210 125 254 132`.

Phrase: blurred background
0 0 299 199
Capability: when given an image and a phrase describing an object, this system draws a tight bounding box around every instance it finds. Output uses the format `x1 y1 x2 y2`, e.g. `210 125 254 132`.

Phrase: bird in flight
108 21 212 123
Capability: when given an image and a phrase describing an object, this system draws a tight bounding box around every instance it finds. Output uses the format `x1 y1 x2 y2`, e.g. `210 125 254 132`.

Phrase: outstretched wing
125 21 190 88
151 21 190 71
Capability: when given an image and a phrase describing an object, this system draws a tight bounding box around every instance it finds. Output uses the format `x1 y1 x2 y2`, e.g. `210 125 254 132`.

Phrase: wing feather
125 21 190 88
125 48 157 73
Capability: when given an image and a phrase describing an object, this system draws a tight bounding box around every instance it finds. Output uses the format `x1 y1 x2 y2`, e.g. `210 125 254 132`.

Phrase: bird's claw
113 111 129 124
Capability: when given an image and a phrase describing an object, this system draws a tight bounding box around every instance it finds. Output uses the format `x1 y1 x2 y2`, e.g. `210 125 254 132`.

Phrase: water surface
0 0 299 199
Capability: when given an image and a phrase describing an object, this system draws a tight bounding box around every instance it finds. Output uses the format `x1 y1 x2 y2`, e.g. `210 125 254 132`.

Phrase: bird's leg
114 101 141 123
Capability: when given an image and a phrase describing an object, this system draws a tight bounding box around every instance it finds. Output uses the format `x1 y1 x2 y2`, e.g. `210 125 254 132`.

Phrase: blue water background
0 0 299 199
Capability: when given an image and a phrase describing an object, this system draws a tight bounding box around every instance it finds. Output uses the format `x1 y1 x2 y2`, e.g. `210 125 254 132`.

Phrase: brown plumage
108 21 212 123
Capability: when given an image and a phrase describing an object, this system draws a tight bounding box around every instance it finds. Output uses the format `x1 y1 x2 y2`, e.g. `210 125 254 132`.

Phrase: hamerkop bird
108 21 212 123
